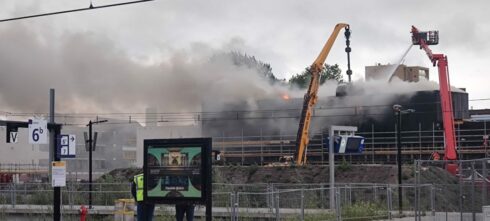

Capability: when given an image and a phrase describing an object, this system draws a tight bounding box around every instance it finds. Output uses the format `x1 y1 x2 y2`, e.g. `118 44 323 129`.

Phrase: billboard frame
143 138 212 205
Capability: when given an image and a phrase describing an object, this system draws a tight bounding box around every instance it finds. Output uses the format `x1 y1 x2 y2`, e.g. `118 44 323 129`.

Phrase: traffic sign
28 119 48 144
58 134 76 158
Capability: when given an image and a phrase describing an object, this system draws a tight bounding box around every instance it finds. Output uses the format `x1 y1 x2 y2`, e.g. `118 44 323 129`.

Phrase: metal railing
0 172 488 221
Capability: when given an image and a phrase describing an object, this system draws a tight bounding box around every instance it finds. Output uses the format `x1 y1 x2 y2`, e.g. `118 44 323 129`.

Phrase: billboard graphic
143 138 211 204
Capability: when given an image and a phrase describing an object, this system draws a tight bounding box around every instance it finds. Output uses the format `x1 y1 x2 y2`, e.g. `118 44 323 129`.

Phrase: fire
282 94 290 100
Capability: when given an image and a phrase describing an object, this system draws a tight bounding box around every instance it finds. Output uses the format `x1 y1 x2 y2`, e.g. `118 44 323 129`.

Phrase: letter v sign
9 132 18 143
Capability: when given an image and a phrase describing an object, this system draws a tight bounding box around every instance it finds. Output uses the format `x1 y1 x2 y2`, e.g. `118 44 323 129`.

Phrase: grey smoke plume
0 24 464 134
0 24 291 122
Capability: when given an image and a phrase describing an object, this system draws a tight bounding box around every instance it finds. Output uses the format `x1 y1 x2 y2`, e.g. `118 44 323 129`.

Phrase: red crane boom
411 26 458 171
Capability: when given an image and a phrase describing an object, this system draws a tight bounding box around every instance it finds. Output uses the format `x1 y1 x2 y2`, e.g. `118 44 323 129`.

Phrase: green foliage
342 202 387 221
289 64 343 89
338 159 352 172
30 191 51 205
247 164 259 178
211 52 283 85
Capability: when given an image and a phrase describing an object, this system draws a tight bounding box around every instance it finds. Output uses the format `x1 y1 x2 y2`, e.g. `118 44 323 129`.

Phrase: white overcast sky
1 0 489 109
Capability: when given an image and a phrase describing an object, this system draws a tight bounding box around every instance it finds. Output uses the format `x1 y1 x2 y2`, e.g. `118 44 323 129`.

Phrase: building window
418 70 427 79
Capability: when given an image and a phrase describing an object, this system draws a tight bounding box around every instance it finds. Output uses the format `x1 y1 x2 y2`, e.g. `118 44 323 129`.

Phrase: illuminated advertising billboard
143 138 212 204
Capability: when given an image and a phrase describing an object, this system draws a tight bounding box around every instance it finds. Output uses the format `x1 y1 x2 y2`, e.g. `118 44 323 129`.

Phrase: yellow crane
294 23 351 165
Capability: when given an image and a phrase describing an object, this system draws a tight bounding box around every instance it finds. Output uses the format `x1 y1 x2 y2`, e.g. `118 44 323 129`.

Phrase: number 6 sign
29 119 48 144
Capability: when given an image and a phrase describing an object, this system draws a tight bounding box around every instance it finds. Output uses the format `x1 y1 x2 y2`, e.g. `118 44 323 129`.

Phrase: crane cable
344 26 353 82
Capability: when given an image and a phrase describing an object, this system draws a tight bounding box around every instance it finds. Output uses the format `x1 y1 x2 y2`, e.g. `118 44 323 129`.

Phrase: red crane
411 26 458 173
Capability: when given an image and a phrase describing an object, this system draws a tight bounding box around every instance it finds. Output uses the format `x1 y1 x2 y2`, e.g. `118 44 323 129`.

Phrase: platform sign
52 161 66 187
57 134 76 158
28 119 48 144
323 135 365 154
9 132 18 143
143 138 212 205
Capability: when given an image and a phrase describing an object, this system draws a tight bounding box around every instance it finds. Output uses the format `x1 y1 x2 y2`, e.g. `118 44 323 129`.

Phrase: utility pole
86 119 107 208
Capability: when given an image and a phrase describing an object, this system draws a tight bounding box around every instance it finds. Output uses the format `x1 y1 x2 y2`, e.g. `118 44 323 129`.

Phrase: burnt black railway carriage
202 90 489 165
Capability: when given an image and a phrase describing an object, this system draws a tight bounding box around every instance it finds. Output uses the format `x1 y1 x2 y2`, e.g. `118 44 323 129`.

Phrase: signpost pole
50 89 61 221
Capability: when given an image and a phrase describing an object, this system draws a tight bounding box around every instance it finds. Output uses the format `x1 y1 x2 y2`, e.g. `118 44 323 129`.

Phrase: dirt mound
97 167 142 183
214 164 406 184
102 165 457 185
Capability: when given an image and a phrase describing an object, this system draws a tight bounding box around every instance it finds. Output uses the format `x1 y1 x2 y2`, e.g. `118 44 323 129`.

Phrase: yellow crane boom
295 23 350 165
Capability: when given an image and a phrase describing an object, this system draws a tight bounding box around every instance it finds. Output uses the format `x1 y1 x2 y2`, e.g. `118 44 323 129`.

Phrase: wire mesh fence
0 159 489 220
415 158 490 221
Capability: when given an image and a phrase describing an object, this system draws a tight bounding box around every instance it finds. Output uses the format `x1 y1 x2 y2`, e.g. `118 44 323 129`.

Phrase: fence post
67 184 71 208
430 184 435 221
275 192 280 221
471 162 476 221
335 188 341 221
230 193 235 221
301 188 305 221
10 183 16 208
387 185 392 220
234 192 239 221
348 184 352 205
271 184 275 211
266 184 271 211
321 184 325 209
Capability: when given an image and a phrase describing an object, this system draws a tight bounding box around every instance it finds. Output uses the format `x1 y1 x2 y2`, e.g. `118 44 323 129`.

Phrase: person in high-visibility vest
131 173 155 221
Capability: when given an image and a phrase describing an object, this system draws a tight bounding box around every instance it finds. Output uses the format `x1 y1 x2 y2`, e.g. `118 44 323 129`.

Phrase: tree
289 64 343 89
212 52 281 84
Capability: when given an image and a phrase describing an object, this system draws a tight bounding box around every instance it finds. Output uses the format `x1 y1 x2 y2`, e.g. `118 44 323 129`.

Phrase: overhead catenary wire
0 0 154 23
0 99 463 118
41 109 472 127
0 97 485 126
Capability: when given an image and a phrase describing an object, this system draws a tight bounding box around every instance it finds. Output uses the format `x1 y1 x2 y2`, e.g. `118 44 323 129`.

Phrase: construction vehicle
411 26 458 174
294 23 352 165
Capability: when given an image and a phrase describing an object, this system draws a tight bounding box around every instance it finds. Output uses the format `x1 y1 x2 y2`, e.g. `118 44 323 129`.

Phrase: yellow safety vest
134 174 144 202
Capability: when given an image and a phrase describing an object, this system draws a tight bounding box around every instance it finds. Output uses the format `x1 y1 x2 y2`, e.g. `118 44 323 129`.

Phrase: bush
342 201 387 221
338 160 352 172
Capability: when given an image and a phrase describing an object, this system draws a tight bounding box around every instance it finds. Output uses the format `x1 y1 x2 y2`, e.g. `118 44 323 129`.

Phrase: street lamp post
86 119 108 208
393 104 414 215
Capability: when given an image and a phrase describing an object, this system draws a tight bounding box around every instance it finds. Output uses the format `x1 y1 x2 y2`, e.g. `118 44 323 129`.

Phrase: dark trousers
175 204 195 221
136 203 155 221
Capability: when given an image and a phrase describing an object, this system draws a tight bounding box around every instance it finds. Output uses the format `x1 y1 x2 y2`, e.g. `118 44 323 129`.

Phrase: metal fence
0 161 489 221
414 158 490 221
